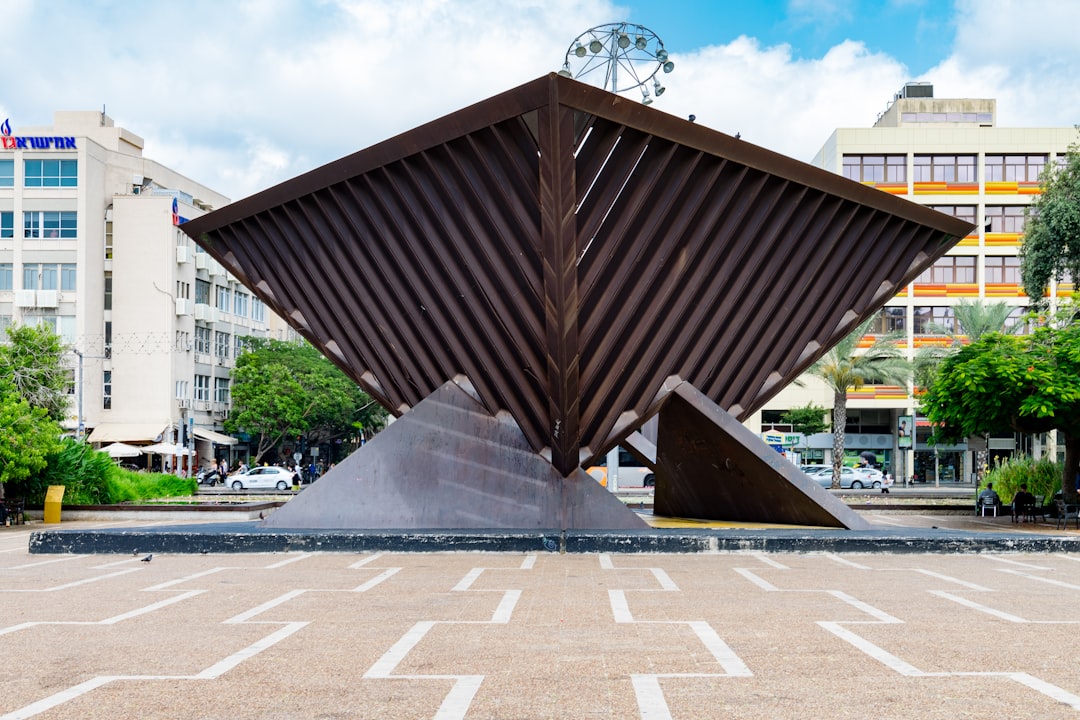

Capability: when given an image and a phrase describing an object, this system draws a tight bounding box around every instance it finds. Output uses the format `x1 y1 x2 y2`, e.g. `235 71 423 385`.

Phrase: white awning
86 422 169 444
193 427 237 445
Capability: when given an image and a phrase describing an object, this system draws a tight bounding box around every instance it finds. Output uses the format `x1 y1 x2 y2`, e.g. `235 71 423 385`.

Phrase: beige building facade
1 111 291 471
749 84 1078 484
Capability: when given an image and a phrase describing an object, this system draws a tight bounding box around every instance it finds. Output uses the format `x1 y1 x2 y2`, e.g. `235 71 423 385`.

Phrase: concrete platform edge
27 524 1080 554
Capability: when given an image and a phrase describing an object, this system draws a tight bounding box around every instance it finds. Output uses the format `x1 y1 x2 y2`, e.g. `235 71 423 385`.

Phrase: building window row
912 256 1021 285
900 111 994 124
23 210 77 238
195 326 212 354
215 330 230 358
911 305 1030 336
843 155 906 183
1 211 12 238
0 159 13 187
842 154 1050 185
24 159 78 188
19 262 77 291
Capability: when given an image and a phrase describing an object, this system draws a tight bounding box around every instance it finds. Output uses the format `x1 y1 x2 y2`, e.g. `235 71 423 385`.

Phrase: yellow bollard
43 485 65 524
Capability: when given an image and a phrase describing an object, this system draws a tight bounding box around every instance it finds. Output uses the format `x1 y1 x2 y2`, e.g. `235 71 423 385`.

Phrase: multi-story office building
749 84 1077 484
1 111 286 471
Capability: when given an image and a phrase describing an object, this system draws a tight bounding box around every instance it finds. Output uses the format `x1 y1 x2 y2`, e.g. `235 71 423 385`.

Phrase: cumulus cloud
1 0 1077 201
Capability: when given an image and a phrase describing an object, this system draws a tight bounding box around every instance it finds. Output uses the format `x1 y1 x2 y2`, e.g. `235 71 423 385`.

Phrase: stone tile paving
3 521 1080 718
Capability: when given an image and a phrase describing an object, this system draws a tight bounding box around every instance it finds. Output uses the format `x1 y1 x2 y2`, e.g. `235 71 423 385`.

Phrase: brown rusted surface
261 379 646 530
183 73 972 486
652 381 869 529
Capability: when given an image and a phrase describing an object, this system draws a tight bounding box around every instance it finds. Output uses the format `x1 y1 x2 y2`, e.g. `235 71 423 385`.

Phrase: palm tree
808 318 910 489
913 300 1021 391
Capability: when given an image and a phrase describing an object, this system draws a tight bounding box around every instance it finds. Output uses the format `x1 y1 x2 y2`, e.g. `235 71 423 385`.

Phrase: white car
805 466 881 489
230 466 295 490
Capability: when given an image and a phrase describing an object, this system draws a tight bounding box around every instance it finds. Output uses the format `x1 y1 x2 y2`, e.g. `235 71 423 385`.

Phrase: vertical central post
537 78 581 477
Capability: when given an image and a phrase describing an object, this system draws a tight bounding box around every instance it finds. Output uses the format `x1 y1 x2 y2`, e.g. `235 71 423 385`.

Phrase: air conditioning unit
15 290 36 307
213 409 228 420
195 400 211 411
177 398 191 409
194 304 217 323
36 290 59 308
176 245 192 264
175 298 192 316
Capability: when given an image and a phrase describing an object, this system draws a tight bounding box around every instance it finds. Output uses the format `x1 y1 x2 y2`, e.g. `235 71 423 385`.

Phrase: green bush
983 454 1061 504
6 439 196 505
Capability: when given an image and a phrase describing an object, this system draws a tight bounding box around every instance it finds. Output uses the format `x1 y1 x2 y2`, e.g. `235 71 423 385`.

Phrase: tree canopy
913 300 1021 391
0 382 63 498
1021 143 1080 306
780 403 829 437
224 338 387 463
808 318 909 488
0 324 71 422
921 309 1080 501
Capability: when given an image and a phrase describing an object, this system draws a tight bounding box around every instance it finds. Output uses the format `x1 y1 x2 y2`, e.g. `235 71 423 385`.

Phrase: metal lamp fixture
558 23 675 105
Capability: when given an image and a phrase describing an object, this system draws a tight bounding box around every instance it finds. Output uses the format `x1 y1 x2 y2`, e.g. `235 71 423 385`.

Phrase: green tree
1021 142 1080 306
913 300 1022 391
0 324 71 422
808 319 910 489
225 339 386 463
921 310 1080 502
0 381 63 500
780 403 829 436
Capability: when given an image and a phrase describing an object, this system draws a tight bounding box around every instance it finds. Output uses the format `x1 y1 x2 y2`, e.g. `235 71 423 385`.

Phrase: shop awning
193 427 237 445
86 422 169 444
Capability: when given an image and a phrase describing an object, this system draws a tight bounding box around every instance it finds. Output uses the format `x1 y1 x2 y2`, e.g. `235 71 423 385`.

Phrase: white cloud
2 0 1078 201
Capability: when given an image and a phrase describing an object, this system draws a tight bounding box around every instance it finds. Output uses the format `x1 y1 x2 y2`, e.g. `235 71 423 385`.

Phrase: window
913 155 976 183
984 206 1027 233
215 377 230 404
234 334 246 358
985 256 1021 284
22 263 38 290
61 263 76 291
24 158 77 187
23 211 77 238
914 306 956 334
842 155 906 183
195 279 210 305
104 320 112 358
41 264 57 290
194 374 210 401
215 330 230 358
985 155 1046 183
0 158 13 187
57 315 75 343
195 326 211 354
0 263 11 291
233 290 248 318
252 297 266 323
915 256 975 284
868 307 905 334
927 205 977 225
216 284 230 311
175 380 189 400
104 275 112 310
1 211 12 238
104 220 113 259
103 370 112 410
900 111 993 124
1004 307 1031 335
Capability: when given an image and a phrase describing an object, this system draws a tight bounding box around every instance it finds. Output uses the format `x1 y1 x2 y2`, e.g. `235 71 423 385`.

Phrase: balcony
176 245 192 264
175 298 192 315
14 290 36 307
36 290 59 308
195 253 208 270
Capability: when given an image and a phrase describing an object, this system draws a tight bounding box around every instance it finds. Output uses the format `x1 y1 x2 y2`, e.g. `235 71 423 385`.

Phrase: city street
3 519 1080 719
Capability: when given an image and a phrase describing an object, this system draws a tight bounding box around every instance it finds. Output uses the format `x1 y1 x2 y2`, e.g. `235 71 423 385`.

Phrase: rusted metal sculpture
182 74 972 530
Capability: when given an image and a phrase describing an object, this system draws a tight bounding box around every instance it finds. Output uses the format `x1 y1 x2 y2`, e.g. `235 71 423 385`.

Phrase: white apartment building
748 84 1078 485
0 111 288 472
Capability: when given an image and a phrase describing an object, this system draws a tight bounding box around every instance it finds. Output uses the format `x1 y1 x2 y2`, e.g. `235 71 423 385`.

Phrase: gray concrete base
28 522 1080 555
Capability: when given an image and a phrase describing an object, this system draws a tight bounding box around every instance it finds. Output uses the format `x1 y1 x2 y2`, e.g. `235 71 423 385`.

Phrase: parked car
230 466 295 491
805 466 881 489
587 447 655 488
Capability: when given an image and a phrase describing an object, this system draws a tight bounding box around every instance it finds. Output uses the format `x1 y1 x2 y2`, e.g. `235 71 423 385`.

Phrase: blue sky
640 1 955 74
1 0 1077 200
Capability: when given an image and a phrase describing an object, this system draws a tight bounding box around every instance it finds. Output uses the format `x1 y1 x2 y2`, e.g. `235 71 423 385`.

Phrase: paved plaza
4 517 1080 719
